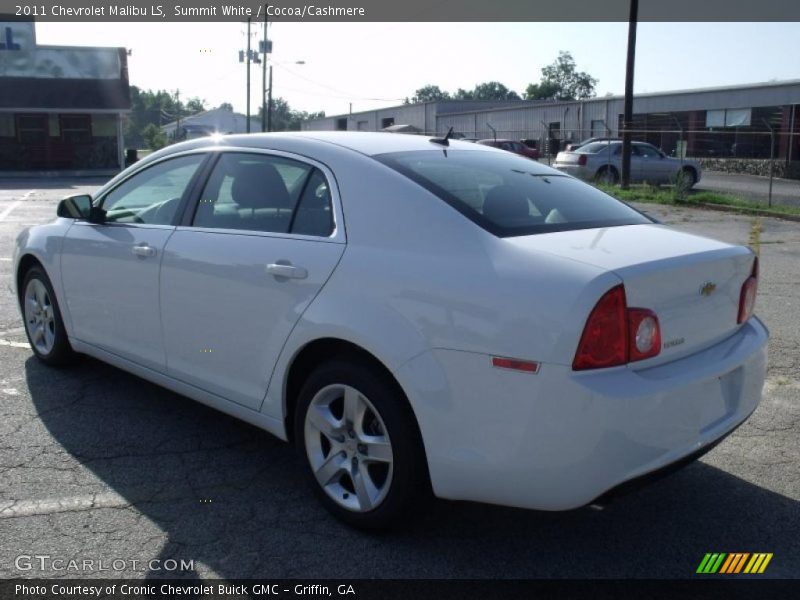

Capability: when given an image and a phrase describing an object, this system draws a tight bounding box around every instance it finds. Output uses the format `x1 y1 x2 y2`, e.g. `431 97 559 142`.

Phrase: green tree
412 85 451 103
141 123 168 150
471 81 521 101
185 97 206 113
218 102 234 111
525 51 597 100
453 88 474 100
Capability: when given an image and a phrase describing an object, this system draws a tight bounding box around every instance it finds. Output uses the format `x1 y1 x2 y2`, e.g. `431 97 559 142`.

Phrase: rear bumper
553 164 593 180
399 316 768 510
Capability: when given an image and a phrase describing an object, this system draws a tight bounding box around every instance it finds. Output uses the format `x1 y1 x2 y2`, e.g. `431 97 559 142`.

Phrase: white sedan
14 132 767 529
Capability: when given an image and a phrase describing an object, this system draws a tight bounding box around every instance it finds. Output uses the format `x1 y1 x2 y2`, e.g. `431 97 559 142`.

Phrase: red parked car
476 138 540 160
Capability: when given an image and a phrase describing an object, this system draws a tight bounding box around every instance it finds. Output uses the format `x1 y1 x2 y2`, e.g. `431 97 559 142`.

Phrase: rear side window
193 152 333 236
375 150 651 237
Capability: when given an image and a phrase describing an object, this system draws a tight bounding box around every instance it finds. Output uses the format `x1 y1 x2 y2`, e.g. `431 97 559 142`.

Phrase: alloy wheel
24 278 56 355
304 384 394 512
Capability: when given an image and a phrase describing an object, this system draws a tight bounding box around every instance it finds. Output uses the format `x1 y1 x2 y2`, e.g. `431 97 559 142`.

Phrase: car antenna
429 126 454 147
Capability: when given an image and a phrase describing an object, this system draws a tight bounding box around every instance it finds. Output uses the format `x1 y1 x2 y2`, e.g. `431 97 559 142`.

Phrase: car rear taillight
577 154 588 166
573 285 662 370
737 256 759 324
628 309 661 362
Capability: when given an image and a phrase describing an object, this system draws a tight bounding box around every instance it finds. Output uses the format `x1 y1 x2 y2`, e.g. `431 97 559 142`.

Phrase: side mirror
56 195 106 223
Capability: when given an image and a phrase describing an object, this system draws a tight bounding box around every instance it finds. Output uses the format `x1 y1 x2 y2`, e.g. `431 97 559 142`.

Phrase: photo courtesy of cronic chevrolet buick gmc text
14 132 767 529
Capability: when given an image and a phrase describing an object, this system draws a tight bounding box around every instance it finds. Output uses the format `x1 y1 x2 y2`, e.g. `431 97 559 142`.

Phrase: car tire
595 166 619 185
295 357 429 530
679 167 697 188
21 266 75 366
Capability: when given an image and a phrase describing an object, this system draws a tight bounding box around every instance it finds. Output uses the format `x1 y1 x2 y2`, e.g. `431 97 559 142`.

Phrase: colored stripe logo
697 553 773 574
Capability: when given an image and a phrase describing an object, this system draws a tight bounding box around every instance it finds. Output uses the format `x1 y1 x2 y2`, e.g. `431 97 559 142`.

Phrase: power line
274 63 405 102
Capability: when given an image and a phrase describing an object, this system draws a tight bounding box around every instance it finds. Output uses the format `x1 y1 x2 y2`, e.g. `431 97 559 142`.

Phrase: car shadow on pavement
25 355 799 579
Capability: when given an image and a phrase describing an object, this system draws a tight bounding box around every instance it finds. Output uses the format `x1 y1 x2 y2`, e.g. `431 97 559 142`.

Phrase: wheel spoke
33 325 44 344
352 462 377 511
44 324 55 350
315 451 346 486
307 404 339 438
34 282 46 307
343 386 365 426
361 437 392 463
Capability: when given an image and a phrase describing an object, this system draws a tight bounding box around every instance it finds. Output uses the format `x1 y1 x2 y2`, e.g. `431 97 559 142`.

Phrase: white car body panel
160 228 344 410
14 131 767 511
60 222 174 372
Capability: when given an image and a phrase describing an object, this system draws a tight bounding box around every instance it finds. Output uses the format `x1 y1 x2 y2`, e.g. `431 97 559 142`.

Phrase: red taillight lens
628 309 661 361
577 154 588 166
573 285 662 370
737 256 759 324
573 285 628 370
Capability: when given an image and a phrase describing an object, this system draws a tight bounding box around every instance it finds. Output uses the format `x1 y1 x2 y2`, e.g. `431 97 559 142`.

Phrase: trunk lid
555 151 582 165
508 224 756 364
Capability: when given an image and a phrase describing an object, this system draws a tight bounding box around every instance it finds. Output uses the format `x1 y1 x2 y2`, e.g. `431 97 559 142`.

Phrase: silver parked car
554 141 701 186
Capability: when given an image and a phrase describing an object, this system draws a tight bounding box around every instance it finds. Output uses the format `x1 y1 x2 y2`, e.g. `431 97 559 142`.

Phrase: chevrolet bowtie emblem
700 282 717 297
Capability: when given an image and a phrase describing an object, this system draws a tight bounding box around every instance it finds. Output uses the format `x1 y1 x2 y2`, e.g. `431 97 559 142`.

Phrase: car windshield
374 150 651 237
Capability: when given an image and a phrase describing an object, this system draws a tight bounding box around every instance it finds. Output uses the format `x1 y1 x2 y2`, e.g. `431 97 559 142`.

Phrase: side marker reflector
492 357 540 373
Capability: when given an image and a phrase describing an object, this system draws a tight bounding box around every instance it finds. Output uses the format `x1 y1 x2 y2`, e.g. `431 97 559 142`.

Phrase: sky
34 22 800 118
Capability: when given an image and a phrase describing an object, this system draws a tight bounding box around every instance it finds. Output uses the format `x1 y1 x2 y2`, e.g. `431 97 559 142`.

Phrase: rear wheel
21 266 75 366
678 167 697 188
295 358 428 530
595 166 619 185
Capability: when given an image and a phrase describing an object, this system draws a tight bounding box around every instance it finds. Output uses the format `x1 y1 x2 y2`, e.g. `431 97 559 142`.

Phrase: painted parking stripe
0 492 130 519
0 201 21 221
0 339 30 349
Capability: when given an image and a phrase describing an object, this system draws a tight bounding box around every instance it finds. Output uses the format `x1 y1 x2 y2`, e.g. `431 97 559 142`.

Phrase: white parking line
0 492 131 519
0 258 11 261
0 339 30 349
0 201 21 221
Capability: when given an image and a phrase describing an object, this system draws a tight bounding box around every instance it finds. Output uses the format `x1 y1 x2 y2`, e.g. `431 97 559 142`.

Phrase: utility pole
261 9 268 132
621 0 638 189
174 89 181 142
267 65 273 132
246 16 251 133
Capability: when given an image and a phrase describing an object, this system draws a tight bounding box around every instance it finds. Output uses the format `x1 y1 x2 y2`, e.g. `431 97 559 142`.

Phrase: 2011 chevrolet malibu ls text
14 132 768 529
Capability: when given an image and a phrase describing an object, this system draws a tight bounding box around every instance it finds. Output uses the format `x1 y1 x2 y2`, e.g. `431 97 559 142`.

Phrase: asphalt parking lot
0 180 797 580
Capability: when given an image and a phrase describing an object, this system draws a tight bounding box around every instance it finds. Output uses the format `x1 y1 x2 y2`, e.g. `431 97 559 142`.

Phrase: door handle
132 244 156 258
266 263 308 279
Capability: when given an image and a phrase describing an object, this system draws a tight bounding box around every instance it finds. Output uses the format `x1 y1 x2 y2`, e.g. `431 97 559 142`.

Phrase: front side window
636 144 662 158
193 152 333 236
101 154 206 225
375 150 651 237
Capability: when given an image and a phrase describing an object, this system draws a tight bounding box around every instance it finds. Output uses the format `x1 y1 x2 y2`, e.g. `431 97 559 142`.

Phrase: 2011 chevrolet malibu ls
14 132 767 529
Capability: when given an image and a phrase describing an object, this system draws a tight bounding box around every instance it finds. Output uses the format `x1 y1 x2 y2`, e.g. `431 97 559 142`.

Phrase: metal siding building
303 80 800 160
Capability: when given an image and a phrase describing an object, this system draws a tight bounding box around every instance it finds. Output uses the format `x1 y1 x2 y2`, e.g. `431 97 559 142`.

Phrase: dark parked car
477 138 539 160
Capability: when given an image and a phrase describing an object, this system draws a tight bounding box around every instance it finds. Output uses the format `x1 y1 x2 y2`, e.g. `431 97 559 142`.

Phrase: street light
266 60 306 133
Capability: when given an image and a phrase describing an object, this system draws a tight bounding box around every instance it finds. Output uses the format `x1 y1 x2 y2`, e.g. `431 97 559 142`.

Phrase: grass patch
596 183 800 217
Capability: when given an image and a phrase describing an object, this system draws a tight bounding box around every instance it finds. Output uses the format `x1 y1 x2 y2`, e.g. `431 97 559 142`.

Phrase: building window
381 117 395 128
16 114 48 144
60 114 92 144
706 108 752 128
336 118 347 131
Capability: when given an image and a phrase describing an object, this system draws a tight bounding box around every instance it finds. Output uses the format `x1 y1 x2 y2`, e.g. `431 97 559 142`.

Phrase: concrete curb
692 202 800 223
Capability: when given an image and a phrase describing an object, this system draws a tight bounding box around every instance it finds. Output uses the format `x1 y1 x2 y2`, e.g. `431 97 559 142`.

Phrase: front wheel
295 359 429 530
21 266 75 366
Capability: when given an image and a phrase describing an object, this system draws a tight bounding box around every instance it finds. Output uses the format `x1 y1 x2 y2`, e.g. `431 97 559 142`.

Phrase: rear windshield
374 150 651 237
579 141 616 154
